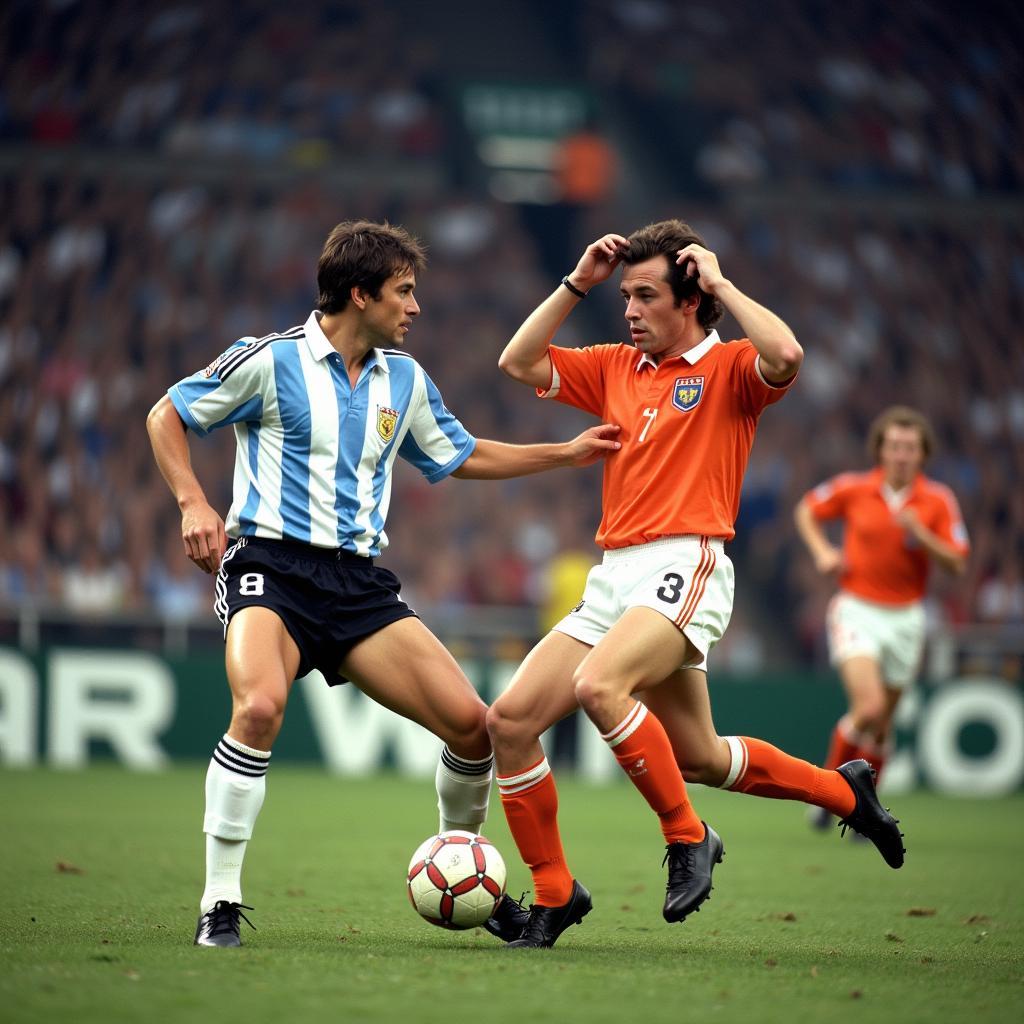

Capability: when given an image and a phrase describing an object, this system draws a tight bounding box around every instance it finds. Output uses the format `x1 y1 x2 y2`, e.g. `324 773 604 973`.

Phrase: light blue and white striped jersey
168 311 476 556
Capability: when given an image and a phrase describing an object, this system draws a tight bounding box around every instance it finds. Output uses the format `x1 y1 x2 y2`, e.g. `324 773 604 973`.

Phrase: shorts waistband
602 534 725 561
236 536 373 565
834 590 922 612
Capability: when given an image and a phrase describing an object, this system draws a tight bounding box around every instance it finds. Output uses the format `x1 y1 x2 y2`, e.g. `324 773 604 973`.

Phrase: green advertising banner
1 646 1021 794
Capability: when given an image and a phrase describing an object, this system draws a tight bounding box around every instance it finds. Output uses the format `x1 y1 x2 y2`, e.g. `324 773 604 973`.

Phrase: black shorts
215 537 417 682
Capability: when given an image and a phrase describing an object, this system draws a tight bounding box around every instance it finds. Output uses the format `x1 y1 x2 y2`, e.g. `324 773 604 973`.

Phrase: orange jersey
804 467 970 605
541 332 794 547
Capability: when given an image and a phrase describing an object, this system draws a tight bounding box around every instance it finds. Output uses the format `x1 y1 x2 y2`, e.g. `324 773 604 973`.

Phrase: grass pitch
1 766 1020 1024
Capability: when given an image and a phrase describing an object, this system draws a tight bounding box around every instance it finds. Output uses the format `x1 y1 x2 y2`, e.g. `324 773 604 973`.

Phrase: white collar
881 480 911 512
635 329 721 371
303 311 390 373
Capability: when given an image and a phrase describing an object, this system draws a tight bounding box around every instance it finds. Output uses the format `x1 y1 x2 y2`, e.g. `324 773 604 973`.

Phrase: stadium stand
0 0 1020 670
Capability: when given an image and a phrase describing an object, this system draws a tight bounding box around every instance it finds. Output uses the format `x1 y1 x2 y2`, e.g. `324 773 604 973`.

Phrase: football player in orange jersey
484 221 906 950
795 406 969 830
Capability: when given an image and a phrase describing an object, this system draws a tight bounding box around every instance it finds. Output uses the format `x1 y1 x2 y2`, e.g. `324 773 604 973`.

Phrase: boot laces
663 843 696 887
205 901 256 937
519 904 551 945
509 891 530 912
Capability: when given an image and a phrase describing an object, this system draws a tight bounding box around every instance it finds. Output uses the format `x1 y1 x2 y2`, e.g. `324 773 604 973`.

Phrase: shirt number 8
239 572 265 596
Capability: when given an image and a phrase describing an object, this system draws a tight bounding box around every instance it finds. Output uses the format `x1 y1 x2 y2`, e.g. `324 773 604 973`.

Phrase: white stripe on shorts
214 537 249 635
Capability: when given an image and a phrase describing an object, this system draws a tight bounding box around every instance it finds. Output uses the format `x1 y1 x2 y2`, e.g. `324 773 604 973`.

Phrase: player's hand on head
566 423 622 467
181 503 227 574
676 243 726 294
570 234 630 290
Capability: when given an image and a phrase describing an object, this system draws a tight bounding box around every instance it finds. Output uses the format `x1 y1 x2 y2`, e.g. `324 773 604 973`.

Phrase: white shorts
826 592 926 689
552 535 734 672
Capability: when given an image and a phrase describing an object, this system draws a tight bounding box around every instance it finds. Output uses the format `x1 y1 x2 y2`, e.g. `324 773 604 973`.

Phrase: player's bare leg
640 667 732 785
871 685 904 766
196 607 300 947
572 610 708 847
486 632 593 946
571 608 723 921
343 616 490 758
342 616 493 829
841 655 889 740
225 607 301 749
812 656 892 831
487 631 587 773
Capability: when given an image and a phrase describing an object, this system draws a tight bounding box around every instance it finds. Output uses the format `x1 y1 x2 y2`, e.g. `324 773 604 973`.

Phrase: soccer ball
407 830 507 929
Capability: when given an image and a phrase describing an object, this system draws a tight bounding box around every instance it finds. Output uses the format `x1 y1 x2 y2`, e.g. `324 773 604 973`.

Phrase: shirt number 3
656 572 684 603
638 407 658 443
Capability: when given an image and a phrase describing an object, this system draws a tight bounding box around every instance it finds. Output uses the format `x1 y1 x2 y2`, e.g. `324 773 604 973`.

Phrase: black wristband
561 276 588 298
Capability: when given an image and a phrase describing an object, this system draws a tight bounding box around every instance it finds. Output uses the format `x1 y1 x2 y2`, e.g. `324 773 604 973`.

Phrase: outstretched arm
146 395 227 573
676 244 803 382
451 424 621 479
498 233 630 389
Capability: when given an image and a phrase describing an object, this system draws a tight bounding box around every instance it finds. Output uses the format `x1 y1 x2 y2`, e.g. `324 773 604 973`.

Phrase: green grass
1 766 1021 1024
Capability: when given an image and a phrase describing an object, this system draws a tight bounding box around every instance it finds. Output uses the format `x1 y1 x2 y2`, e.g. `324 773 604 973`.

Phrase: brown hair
623 219 724 329
868 405 936 462
317 220 426 314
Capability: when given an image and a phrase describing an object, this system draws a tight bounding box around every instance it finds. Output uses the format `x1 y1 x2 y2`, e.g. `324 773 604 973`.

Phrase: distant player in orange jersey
795 406 969 831
485 220 906 950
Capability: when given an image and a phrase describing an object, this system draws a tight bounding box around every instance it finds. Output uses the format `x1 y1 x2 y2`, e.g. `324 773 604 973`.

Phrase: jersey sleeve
536 345 609 417
803 473 860 521
728 340 797 415
167 339 268 437
397 364 477 483
929 483 971 554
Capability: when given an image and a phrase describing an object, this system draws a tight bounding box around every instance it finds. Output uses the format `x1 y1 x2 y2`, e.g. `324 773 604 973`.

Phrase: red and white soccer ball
407 830 507 929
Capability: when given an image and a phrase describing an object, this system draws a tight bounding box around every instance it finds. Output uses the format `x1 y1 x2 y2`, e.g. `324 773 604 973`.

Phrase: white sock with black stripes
435 746 494 834
200 734 271 914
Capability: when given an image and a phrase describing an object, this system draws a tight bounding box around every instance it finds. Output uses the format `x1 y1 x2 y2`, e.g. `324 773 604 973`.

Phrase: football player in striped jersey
147 221 620 946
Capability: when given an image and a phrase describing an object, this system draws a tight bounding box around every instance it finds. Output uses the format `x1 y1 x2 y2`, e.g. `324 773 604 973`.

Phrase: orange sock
602 703 704 843
496 758 574 907
723 736 856 818
856 736 891 787
824 716 861 770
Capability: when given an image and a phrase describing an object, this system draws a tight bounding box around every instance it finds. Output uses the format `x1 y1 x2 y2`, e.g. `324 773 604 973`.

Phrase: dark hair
623 219 723 329
868 405 935 462
317 220 427 314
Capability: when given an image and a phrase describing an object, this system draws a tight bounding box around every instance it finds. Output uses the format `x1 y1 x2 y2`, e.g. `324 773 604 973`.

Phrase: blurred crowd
1 1 445 162
582 0 1023 197
0 0 1021 670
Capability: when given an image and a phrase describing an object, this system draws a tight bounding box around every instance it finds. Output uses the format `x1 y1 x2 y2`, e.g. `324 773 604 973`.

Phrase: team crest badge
376 406 399 442
672 376 704 412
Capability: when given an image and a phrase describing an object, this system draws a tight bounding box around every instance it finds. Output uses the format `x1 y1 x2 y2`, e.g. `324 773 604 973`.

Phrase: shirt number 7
638 407 658 443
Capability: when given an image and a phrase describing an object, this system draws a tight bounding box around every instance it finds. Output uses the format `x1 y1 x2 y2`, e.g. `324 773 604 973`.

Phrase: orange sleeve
537 345 608 417
804 473 860 521
728 340 797 415
928 483 971 554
